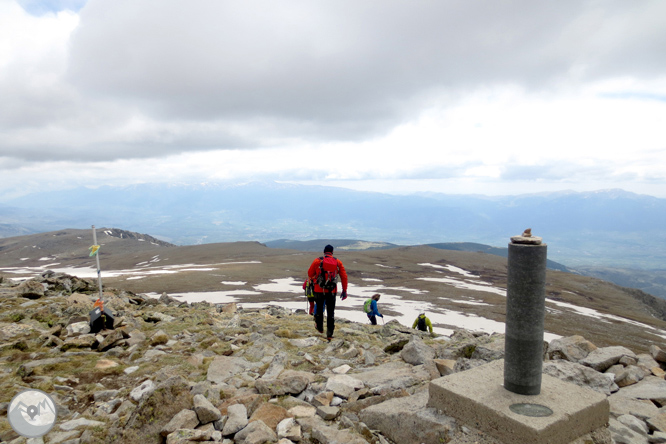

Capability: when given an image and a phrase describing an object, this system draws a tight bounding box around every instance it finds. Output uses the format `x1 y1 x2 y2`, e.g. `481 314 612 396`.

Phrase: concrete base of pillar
428 360 609 444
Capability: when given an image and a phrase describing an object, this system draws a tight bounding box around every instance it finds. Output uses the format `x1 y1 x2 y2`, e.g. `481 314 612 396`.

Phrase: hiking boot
326 337 333 342
316 327 324 334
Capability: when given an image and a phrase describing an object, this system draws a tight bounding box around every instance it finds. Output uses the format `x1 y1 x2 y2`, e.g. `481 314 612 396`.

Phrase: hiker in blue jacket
366 293 383 325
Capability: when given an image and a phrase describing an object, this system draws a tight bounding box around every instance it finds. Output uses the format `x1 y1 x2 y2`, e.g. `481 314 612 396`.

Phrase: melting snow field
3 260 665 342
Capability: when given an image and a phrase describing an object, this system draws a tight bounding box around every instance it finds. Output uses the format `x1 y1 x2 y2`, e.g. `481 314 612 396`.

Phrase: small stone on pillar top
511 228 542 245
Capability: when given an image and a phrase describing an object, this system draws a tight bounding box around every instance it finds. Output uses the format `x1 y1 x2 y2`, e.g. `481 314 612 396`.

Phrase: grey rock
126 329 146 347
615 365 648 388
207 356 257 385
619 376 666 405
324 374 364 399
160 409 199 437
608 418 649 444
130 379 156 402
547 335 597 362
400 335 435 365
42 430 81 444
316 405 340 420
261 352 288 380
255 370 314 396
59 418 105 431
150 329 169 346
648 412 666 433
18 280 46 299
193 393 222 424
18 357 70 377
165 429 213 443
66 322 91 337
351 361 430 394
360 391 456 444
289 337 320 348
92 389 119 403
222 403 248 436
617 414 649 435
651 431 666 443
543 359 618 395
97 329 124 351
652 345 666 364
276 417 301 441
580 346 638 372
637 354 660 372
608 394 659 421
309 420 368 444
233 420 277 444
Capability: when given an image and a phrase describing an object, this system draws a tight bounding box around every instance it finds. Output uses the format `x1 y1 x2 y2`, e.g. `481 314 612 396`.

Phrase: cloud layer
1 0 665 197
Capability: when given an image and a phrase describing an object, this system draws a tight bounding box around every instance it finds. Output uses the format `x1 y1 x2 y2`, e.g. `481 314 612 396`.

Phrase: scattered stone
316 405 340 420
608 394 659 421
17 280 46 299
233 419 277 444
433 359 457 376
615 365 648 388
617 413 649 435
130 379 156 402
59 417 105 431
276 417 301 442
165 428 213 443
93 389 119 402
652 345 666 364
248 403 289 430
161 409 199 437
648 412 666 433
193 393 222 424
66 321 91 337
360 391 456 444
580 346 638 372
619 377 666 405
289 337 320 348
543 359 618 395
222 403 248 436
95 359 119 370
608 418 649 444
97 328 125 350
325 374 365 399
547 335 598 362
400 335 435 365
150 329 169 346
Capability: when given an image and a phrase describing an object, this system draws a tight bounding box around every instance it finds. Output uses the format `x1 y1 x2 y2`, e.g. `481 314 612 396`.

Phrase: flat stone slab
428 360 609 444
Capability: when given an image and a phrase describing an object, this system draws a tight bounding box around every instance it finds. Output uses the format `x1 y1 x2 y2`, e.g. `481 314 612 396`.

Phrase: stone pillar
504 229 547 395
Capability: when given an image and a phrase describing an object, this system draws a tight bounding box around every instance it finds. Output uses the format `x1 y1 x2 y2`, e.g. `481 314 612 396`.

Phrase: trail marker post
91 225 103 300
89 225 114 332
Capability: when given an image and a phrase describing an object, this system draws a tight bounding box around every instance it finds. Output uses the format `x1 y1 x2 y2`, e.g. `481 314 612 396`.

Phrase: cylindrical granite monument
504 229 547 395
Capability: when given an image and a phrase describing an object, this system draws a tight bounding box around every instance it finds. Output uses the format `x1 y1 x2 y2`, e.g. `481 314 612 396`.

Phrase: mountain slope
1 229 665 353
2 183 666 269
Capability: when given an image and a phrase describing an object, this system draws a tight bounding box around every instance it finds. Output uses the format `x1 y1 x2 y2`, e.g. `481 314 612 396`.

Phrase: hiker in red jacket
308 244 348 341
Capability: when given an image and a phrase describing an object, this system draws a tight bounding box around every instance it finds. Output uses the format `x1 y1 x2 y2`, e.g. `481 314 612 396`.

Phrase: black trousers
314 291 337 337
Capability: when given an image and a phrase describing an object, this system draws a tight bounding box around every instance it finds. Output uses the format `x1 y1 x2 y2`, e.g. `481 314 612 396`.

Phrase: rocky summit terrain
1 272 666 444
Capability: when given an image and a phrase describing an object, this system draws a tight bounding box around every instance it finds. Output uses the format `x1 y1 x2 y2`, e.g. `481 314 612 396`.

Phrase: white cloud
0 0 665 198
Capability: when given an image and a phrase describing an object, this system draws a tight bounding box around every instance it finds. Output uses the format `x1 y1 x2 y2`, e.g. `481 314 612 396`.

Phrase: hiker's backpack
363 298 373 313
316 256 338 291
417 316 427 331
304 280 315 301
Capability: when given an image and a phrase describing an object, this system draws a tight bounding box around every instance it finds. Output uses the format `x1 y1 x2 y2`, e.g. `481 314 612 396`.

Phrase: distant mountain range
1 182 665 272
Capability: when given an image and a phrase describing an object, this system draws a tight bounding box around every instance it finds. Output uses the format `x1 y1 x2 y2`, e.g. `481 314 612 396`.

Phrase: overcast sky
1 0 665 200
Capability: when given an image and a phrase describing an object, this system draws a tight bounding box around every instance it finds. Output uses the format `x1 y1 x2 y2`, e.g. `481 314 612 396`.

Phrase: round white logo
8 389 58 438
